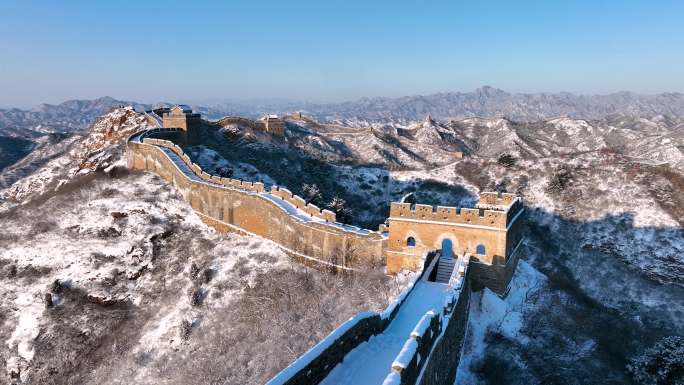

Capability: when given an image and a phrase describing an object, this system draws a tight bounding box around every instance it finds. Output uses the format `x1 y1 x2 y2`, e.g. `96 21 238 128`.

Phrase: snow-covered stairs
434 257 456 283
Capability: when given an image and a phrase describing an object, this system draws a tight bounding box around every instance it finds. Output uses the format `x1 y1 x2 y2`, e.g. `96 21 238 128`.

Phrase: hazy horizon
3 85 684 111
2 0 683 108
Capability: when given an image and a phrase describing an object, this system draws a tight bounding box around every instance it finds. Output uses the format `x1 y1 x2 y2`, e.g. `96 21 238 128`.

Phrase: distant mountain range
299 87 684 123
0 96 148 137
2 88 684 138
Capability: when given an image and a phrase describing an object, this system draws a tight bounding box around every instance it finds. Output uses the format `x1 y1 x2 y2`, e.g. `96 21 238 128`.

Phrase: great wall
127 105 525 385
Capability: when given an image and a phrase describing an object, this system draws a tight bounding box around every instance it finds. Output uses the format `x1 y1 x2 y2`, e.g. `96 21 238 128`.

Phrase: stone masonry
131 106 524 295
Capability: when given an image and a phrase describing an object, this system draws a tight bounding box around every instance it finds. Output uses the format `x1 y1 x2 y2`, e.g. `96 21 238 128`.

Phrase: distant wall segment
127 130 385 270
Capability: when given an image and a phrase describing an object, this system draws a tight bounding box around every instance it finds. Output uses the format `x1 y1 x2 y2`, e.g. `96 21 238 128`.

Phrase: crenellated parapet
132 126 523 297
270 186 337 222
389 191 521 229
477 191 518 207
141 137 342 209
385 191 524 295
215 114 285 136
389 203 506 228
128 129 385 273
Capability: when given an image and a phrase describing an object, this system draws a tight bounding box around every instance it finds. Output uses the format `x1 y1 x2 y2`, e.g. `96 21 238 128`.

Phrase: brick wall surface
128 138 384 269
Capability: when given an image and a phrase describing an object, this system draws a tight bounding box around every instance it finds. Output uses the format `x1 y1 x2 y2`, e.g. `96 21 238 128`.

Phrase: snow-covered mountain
0 108 402 385
1 102 683 385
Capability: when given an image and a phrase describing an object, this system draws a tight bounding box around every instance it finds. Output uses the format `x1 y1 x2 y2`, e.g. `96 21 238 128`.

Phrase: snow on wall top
134 132 387 238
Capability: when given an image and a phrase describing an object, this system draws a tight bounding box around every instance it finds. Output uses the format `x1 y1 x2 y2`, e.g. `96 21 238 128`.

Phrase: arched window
476 244 486 255
407 237 416 247
441 238 453 258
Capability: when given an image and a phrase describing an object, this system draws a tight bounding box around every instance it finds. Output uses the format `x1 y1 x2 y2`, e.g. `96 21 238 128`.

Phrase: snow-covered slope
0 107 150 208
0 109 402 384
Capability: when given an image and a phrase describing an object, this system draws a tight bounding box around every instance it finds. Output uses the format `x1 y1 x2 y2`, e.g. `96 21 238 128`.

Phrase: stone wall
381 264 471 385
469 242 522 294
383 311 443 385
127 134 385 269
418 269 472 385
389 202 510 228
267 252 438 385
386 220 509 272
215 116 265 130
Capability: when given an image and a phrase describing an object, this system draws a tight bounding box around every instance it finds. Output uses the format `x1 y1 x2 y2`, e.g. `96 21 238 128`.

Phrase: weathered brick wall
384 311 443 385
386 219 508 273
267 252 438 385
270 313 385 385
389 202 508 228
127 136 385 269
215 116 264 129
469 246 521 295
418 269 472 385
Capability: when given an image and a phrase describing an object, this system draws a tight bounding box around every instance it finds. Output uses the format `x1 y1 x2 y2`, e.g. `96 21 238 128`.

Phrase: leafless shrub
497 153 516 167
30 220 58 237
4 263 17 278
189 287 205 307
189 262 201 281
100 187 120 198
97 226 121 239
16 264 52 281
0 232 21 243
44 292 54 308
546 167 573 194
248 251 278 264
180 319 193 341
233 257 250 277
103 268 119 286
110 211 128 219
105 164 130 179
628 336 684 385
201 267 215 284
51 279 65 294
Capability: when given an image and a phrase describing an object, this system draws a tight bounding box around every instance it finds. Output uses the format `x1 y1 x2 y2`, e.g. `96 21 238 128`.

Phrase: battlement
141 136 335 223
388 191 521 229
389 203 507 228
475 191 519 211
215 116 263 130
270 186 337 222
133 127 523 297
215 114 285 136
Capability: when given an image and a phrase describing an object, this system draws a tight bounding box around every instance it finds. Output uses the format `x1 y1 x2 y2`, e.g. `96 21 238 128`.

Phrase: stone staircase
434 256 456 283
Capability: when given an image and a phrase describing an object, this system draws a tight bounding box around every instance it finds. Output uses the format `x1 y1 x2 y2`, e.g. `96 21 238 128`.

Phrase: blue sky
1 0 683 107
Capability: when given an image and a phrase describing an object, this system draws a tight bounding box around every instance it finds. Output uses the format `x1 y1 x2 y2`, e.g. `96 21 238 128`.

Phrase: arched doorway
441 238 453 259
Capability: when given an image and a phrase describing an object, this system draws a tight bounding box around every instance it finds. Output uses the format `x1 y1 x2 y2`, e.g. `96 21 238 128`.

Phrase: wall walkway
126 128 486 385
126 129 386 270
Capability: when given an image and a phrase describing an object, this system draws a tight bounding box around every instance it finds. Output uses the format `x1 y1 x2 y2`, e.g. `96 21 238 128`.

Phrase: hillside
1 104 683 384
0 109 402 385
187 111 684 384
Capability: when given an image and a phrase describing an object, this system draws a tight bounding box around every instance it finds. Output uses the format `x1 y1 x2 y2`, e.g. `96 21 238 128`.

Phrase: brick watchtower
382 192 524 295
162 105 202 143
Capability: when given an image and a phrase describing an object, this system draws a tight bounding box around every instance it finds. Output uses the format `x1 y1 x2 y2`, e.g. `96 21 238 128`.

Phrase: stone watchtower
162 105 202 142
383 192 524 295
262 114 286 136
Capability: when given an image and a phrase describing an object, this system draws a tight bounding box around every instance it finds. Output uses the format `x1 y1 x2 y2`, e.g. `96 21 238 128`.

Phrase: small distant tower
263 114 285 136
162 105 202 143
